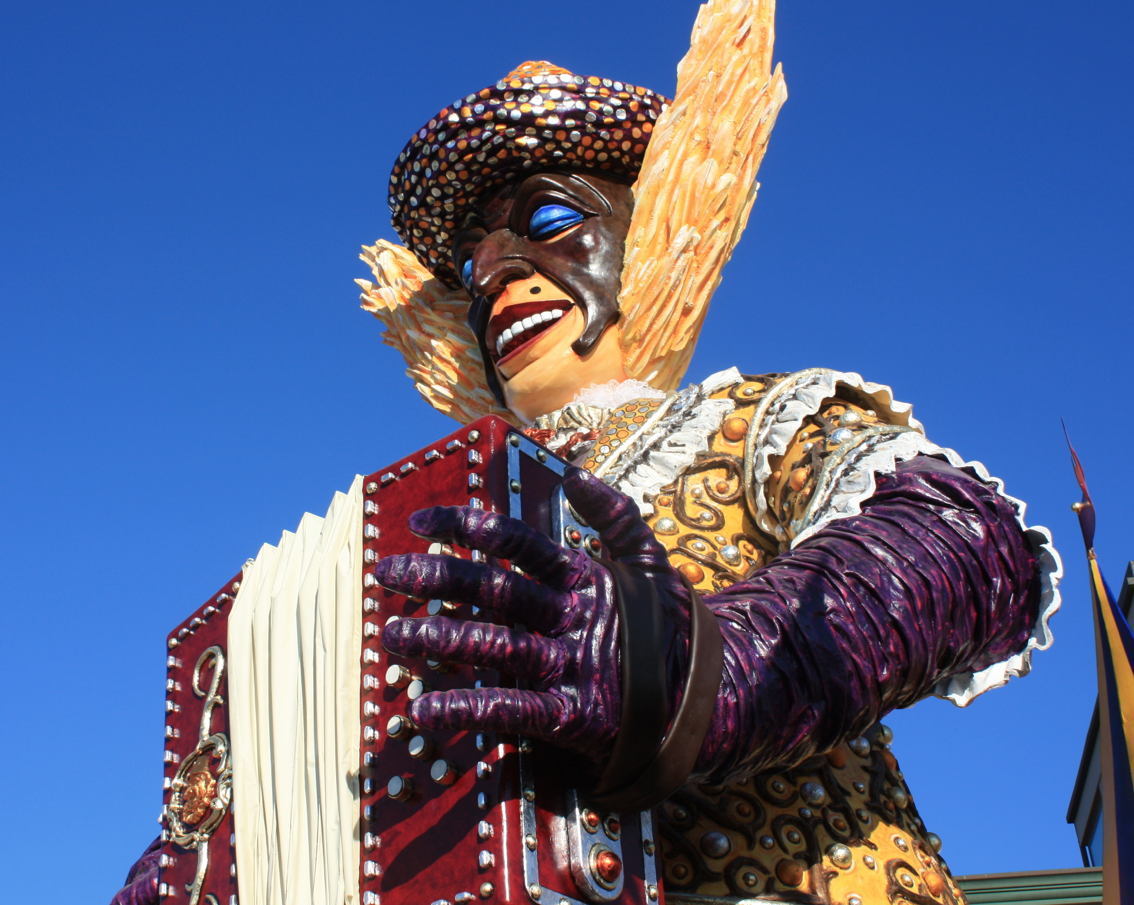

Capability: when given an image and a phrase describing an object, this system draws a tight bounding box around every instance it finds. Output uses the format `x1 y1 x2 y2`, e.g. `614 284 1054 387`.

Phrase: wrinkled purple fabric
109 835 161 905
381 457 1041 786
378 466 691 765
698 455 1040 781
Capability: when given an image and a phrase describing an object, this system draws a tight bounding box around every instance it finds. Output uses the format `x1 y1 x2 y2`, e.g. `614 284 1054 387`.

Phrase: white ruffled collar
570 378 666 409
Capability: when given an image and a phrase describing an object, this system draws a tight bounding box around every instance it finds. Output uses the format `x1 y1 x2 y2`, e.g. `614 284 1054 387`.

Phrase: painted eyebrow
516 180 590 209
460 210 489 232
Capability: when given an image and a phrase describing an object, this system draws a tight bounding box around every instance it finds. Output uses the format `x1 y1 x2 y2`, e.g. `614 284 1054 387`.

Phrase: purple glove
377 466 694 766
109 835 161 905
695 455 1043 782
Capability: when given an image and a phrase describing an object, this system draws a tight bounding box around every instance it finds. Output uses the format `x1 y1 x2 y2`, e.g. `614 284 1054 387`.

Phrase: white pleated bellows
227 476 365 905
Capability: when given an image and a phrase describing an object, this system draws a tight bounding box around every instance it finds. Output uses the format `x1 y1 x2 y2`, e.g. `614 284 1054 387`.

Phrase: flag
1066 424 1134 902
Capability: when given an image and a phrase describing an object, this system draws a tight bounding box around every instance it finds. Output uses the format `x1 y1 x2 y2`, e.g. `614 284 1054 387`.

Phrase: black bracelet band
590 560 670 797
590 566 724 813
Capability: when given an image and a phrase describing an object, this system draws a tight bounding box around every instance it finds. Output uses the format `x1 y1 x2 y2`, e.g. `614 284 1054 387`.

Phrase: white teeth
494 307 569 357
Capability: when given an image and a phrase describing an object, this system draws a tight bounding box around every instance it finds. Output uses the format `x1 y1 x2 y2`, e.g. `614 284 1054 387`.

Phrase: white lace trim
751 373 1062 708
572 378 667 409
531 402 612 432
748 370 924 537
608 368 742 517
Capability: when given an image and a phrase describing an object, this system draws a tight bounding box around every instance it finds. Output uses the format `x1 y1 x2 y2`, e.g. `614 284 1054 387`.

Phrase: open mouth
486 298 573 365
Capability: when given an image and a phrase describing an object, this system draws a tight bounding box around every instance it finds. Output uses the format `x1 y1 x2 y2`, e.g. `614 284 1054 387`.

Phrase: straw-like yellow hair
358 0 787 424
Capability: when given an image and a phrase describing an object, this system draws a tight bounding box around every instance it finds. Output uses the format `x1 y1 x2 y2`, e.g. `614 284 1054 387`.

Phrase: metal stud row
358 427 491 900
167 583 237 649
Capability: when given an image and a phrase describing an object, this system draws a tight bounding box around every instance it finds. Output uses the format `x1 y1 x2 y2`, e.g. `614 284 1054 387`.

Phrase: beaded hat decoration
388 61 669 289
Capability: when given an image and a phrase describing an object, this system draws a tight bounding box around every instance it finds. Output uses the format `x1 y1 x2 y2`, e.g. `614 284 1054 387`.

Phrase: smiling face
451 172 635 422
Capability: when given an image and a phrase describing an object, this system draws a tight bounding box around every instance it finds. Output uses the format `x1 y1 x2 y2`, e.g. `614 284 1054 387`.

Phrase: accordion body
157 415 662 905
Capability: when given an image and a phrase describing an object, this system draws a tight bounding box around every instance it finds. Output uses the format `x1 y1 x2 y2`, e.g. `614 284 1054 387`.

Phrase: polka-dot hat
388 61 669 289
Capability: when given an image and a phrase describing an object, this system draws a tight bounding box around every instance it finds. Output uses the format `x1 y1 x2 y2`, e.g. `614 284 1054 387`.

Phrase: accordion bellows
228 477 365 905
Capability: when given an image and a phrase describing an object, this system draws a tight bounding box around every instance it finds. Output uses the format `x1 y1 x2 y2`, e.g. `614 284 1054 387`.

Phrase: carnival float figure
112 1 1060 903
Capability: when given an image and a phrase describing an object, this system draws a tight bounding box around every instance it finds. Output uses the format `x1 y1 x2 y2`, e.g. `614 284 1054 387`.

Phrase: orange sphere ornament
594 849 623 884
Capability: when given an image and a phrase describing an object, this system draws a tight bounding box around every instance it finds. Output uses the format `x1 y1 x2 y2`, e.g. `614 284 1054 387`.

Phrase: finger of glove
408 506 587 590
562 467 670 571
382 615 563 682
408 686 567 741
373 553 573 635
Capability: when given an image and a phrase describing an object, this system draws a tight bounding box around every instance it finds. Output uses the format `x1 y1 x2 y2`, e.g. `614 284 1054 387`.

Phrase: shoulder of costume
695 366 1061 711
729 367 925 545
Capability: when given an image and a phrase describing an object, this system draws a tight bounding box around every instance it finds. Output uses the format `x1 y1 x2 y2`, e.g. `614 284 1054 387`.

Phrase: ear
358 240 512 424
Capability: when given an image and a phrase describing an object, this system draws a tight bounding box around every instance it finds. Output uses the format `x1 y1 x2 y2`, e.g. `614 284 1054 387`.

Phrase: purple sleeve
109 836 161 905
694 455 1041 782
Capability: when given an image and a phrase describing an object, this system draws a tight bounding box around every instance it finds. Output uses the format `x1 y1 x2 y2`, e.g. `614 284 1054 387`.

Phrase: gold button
775 859 804 887
924 872 945 897
721 417 749 442
678 562 705 584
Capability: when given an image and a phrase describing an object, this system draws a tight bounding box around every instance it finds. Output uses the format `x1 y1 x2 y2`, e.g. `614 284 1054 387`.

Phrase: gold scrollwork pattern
657 727 967 905
164 646 232 905
642 375 783 595
672 454 745 533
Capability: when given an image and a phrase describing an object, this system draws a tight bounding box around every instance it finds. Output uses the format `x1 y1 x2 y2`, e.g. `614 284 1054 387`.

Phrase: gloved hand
377 465 695 768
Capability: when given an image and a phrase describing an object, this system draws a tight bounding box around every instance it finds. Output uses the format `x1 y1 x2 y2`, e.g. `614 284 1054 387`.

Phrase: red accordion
157 415 662 905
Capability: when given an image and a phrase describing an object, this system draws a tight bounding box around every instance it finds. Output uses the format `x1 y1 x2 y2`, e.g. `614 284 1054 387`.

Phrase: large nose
471 230 535 298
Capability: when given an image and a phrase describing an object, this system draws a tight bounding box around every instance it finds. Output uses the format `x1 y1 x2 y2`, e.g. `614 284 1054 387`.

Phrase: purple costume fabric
110 835 161 905
696 455 1040 782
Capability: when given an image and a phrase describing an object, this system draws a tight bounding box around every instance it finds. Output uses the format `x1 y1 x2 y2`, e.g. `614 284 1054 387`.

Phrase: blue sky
1 0 1131 897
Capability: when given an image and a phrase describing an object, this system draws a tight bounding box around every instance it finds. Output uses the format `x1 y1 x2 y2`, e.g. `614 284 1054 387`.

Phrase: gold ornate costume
579 373 961 903
521 367 1059 904
573 374 960 904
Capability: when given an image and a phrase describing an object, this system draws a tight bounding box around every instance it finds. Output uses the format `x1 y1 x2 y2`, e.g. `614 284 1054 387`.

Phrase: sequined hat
388 61 670 289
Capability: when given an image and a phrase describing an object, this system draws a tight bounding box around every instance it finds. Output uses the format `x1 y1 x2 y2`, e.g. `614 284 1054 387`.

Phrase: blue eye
529 204 585 241
461 258 474 287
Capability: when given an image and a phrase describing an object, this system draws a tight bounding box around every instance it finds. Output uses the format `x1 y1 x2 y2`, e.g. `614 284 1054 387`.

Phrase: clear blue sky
1 0 1130 897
